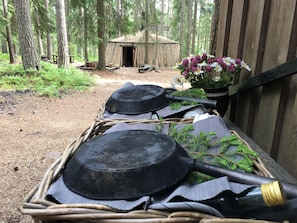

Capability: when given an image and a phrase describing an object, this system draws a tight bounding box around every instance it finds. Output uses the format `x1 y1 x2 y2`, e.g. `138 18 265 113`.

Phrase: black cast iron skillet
63 130 297 200
105 84 217 114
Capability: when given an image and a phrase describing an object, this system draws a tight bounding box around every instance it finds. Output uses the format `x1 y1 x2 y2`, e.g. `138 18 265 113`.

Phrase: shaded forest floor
0 67 179 222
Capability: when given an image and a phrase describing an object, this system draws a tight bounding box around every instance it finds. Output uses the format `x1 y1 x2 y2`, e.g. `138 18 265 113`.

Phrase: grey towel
46 175 252 214
104 122 170 135
46 116 254 216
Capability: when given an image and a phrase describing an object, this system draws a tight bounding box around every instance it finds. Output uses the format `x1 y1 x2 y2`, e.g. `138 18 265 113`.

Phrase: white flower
211 62 223 73
208 54 215 59
193 67 204 75
213 76 221 82
199 61 208 67
223 57 235 66
241 60 251 71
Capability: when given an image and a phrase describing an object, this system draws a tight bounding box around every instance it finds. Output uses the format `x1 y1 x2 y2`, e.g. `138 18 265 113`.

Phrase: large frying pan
63 130 297 200
105 84 217 114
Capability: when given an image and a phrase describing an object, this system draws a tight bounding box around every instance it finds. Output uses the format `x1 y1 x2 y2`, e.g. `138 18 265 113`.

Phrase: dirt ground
0 67 180 222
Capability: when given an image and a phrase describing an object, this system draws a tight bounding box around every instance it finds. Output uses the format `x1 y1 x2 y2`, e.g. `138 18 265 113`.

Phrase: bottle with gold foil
238 181 287 207
202 181 287 218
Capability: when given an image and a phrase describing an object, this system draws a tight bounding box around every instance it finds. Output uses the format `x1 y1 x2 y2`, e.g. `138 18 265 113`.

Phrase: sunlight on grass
0 55 96 97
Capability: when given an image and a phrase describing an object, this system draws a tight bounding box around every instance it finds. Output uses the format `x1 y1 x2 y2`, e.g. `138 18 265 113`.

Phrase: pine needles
169 88 207 110
168 124 258 183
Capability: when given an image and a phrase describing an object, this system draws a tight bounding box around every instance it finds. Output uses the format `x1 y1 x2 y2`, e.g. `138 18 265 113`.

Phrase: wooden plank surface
231 0 270 134
226 0 246 59
229 58 297 96
252 0 297 153
216 0 297 181
276 75 297 180
224 118 297 184
215 0 232 57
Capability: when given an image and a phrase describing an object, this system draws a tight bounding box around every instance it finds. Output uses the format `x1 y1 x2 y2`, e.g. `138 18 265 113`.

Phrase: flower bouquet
175 53 251 89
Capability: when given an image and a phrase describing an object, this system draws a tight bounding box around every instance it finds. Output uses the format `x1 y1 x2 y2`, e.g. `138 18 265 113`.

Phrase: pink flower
195 55 201 62
216 58 223 64
235 58 241 65
202 53 207 60
205 65 213 72
191 59 197 67
182 59 188 66
221 62 227 70
176 53 251 89
208 58 215 64
227 64 235 73
183 71 189 77
191 66 197 72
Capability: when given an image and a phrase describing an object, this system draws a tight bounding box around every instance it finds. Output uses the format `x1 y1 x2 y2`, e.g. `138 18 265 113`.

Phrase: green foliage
172 88 207 99
169 88 207 110
168 124 258 183
0 59 95 97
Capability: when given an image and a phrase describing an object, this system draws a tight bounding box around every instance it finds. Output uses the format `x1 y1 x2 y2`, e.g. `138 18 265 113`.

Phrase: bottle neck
238 181 287 207
261 181 287 207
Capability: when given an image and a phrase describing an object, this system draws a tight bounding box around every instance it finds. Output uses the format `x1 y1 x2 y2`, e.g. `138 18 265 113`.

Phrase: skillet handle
165 94 217 109
193 160 297 199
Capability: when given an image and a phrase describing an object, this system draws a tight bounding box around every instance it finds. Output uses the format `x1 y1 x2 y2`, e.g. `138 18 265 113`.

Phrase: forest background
0 0 214 70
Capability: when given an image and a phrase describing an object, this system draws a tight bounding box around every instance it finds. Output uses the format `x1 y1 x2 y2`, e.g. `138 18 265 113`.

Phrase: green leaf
168 124 259 183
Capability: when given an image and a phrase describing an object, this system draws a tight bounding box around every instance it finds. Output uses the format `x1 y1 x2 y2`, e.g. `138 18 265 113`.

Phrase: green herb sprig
169 88 207 110
168 124 258 183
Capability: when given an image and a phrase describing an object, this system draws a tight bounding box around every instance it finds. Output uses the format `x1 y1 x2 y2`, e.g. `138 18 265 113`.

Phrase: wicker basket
21 105 275 223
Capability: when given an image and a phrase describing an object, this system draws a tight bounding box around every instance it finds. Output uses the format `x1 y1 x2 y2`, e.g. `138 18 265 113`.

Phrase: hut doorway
122 46 134 67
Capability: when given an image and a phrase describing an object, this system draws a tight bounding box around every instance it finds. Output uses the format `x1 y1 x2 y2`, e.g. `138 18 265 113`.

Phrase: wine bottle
201 181 287 218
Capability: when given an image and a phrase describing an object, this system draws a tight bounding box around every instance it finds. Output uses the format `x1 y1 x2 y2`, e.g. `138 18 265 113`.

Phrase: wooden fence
214 0 297 179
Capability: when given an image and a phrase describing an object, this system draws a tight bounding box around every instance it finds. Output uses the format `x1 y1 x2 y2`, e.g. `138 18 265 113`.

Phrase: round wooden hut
105 32 180 68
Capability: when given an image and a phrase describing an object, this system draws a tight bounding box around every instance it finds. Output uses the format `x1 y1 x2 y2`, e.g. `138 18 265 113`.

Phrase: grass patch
0 58 96 97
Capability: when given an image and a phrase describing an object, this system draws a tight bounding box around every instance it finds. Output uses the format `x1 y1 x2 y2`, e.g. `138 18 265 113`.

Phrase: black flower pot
203 87 229 116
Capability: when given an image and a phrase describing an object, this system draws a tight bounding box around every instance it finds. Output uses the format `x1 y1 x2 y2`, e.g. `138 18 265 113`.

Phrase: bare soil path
0 67 179 222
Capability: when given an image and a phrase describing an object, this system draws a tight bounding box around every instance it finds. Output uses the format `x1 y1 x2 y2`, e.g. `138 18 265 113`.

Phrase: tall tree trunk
56 0 69 68
83 1 89 61
117 0 122 36
97 0 106 70
209 0 219 55
179 1 185 60
191 0 198 54
14 0 40 70
186 0 193 56
45 0 52 61
2 39 8 53
65 0 71 44
3 0 15 63
135 0 142 32
160 0 164 36
144 0 149 63
37 30 44 56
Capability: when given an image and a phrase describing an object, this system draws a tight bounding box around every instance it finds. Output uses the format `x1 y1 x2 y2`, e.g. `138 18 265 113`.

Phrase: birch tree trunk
14 0 40 70
56 0 69 68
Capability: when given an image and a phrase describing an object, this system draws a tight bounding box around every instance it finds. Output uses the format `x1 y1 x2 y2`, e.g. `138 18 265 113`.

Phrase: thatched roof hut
105 32 180 67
